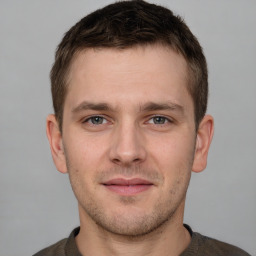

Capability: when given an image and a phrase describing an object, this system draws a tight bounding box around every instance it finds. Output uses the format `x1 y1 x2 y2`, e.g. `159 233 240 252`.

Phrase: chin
84 204 177 237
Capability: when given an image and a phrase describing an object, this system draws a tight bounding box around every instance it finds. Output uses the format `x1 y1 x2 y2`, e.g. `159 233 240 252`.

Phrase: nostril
109 134 147 165
112 157 142 166
112 158 121 164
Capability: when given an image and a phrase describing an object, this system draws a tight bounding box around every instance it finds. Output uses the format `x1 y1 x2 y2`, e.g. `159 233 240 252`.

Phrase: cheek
63 133 110 192
147 133 195 194
148 133 195 168
65 133 107 164
65 145 96 200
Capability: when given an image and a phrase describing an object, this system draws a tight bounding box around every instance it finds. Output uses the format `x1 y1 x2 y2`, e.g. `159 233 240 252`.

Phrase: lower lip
104 184 152 196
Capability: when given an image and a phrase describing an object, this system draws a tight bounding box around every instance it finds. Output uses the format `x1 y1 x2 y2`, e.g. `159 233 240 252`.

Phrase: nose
109 122 147 166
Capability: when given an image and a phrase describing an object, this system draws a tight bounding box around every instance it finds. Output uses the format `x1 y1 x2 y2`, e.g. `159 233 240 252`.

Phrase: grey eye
152 116 167 124
90 116 104 124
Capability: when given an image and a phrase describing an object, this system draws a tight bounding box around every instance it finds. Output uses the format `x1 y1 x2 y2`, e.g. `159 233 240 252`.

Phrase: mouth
102 178 154 196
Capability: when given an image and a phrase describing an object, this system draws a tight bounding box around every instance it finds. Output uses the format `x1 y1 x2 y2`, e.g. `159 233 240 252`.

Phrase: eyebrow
140 102 184 113
72 101 184 114
72 102 112 113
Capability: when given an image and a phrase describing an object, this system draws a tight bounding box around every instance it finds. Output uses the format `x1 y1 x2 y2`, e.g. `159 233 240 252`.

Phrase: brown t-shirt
33 225 250 256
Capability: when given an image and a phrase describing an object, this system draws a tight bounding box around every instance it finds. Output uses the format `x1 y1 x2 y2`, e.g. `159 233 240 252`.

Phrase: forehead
65 45 192 111
70 45 189 81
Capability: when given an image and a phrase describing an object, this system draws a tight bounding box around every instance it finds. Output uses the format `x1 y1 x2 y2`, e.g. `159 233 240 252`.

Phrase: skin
47 45 214 256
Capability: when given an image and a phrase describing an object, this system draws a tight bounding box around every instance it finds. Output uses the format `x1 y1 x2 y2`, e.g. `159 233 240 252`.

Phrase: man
34 1 249 255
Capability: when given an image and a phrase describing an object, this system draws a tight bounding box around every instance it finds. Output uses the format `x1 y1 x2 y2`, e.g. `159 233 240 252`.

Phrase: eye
148 116 170 125
84 116 107 125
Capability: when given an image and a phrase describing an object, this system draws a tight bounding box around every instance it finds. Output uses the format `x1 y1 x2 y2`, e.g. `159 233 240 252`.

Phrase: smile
102 178 154 196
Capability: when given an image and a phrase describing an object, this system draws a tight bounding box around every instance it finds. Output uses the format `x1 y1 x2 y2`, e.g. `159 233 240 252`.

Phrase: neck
75 203 191 256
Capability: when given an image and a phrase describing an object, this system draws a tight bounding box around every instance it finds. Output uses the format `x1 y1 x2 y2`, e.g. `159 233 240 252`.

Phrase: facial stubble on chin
66 162 192 238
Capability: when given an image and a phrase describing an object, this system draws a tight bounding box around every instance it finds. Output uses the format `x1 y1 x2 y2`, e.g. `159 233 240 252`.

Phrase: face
47 45 213 237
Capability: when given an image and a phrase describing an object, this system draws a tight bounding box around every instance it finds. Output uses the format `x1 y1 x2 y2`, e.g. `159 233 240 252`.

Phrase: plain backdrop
1 1 255 255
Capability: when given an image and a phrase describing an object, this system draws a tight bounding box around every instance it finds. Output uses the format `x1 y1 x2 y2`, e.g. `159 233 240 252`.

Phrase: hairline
58 42 199 133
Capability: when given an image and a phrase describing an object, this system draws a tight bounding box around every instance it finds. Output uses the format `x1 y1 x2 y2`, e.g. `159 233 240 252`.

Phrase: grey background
1 1 255 255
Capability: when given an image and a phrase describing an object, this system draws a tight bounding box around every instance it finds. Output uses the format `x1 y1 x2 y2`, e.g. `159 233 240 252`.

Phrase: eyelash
147 116 172 125
82 115 172 126
83 115 108 125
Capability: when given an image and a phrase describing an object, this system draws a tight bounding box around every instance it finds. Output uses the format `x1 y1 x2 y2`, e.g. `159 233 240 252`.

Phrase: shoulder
32 238 67 256
194 232 250 256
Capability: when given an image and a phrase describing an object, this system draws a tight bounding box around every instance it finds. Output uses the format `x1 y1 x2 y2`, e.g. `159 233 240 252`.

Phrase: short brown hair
51 0 208 131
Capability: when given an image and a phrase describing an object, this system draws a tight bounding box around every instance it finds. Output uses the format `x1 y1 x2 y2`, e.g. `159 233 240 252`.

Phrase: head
47 0 214 238
51 0 208 132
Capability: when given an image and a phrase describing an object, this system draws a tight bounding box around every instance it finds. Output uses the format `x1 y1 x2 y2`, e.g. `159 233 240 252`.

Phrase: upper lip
102 178 153 186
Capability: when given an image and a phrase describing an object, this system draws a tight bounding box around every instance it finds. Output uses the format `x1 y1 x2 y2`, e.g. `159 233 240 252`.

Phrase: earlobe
46 114 68 174
192 115 214 173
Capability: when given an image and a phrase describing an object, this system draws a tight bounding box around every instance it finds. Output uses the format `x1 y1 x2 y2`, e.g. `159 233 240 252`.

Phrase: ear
192 115 214 173
46 114 68 174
